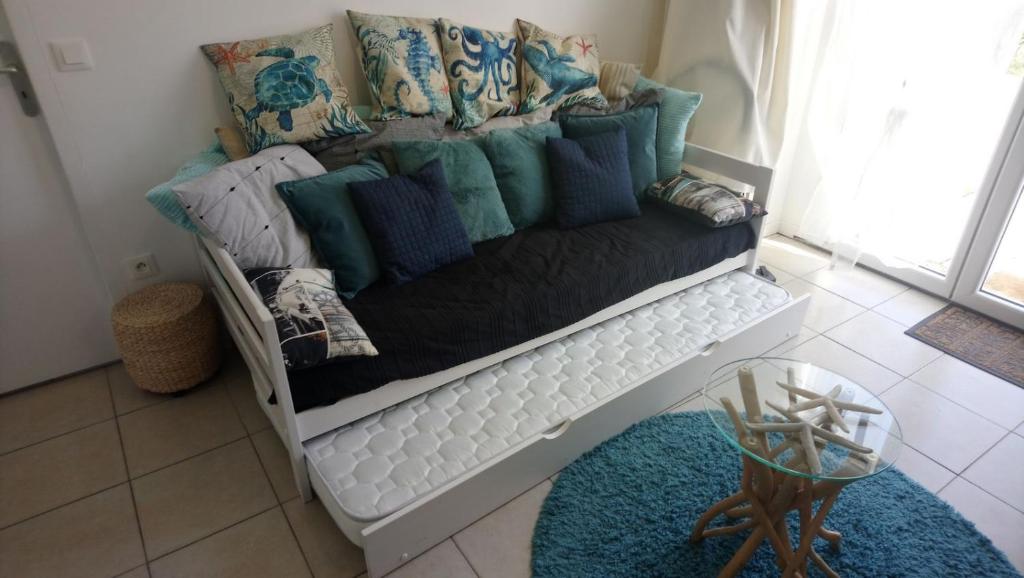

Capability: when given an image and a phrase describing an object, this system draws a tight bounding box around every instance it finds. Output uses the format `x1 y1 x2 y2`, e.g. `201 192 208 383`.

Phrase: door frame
950 104 1024 329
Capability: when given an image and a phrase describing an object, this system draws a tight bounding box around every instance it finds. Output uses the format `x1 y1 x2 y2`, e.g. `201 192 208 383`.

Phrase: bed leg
292 454 313 502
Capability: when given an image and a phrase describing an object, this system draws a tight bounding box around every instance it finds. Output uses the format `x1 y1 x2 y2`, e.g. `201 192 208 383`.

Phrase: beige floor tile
132 439 276 559
805 266 907 309
118 566 151 578
782 279 865 333
784 336 902 395
119 382 245 477
283 497 366 578
225 372 273 434
963 434 1024 513
881 381 1006 473
873 289 947 327
149 508 310 578
826 311 942 376
757 235 830 277
761 325 818 357
386 539 476 578
454 480 551 578
252 428 299 502
107 363 168 415
0 484 144 578
939 478 1024 572
894 445 956 494
0 420 126 527
910 355 1024 430
0 368 113 454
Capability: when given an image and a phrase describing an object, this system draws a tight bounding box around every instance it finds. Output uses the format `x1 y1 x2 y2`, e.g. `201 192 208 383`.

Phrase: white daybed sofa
195 143 809 577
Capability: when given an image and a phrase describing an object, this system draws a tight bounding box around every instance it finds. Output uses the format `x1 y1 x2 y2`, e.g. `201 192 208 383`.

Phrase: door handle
0 41 40 117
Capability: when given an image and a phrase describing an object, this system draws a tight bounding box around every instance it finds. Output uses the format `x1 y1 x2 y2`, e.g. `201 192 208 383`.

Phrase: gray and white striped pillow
174 144 324 269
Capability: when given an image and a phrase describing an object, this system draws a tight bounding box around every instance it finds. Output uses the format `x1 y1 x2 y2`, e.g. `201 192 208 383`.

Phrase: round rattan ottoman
112 282 222 393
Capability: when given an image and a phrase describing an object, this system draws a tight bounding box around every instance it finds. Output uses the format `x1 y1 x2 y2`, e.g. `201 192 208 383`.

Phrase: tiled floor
0 234 1021 577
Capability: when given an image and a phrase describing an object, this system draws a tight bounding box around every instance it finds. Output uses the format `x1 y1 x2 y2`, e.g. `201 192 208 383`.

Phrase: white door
952 103 1024 329
0 7 117 393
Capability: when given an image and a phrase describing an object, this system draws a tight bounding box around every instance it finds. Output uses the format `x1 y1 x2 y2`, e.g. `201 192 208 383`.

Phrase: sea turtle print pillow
438 18 519 129
348 11 453 120
516 20 607 113
201 24 369 153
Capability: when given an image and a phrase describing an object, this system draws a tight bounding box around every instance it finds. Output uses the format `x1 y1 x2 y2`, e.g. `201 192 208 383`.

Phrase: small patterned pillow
516 19 607 113
438 18 520 129
201 24 369 153
348 11 453 120
245 268 378 370
647 171 766 227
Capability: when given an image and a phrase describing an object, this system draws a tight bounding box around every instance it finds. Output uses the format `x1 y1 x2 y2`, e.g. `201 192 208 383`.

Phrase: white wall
4 0 660 301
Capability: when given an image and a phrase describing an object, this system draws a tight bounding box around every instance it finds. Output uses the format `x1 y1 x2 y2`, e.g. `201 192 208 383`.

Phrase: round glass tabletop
703 357 903 482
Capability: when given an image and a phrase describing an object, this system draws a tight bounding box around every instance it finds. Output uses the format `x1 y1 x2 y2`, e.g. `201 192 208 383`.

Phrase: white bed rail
193 141 775 503
195 235 311 500
683 143 774 270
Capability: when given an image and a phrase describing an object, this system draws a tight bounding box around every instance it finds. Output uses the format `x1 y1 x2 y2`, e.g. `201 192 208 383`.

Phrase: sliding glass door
779 1 1024 328
951 108 1024 329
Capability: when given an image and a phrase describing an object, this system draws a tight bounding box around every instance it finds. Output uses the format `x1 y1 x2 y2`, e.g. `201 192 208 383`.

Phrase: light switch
50 39 93 71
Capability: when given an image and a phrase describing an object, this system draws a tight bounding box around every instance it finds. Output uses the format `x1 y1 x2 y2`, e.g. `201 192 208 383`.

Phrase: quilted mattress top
305 271 790 522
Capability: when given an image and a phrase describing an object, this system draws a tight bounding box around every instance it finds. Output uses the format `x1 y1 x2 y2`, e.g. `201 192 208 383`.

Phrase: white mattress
305 271 790 522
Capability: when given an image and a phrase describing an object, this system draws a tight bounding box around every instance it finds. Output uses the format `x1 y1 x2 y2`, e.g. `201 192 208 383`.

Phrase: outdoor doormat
906 304 1023 388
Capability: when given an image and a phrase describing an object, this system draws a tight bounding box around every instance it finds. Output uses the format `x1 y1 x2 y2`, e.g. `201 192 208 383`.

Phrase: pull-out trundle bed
196 144 809 577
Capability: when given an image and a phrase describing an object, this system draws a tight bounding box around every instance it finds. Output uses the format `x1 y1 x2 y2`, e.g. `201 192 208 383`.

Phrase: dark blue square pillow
349 159 473 285
546 128 641 229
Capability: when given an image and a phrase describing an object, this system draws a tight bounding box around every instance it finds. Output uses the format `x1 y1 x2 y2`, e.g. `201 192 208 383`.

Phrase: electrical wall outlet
125 253 159 280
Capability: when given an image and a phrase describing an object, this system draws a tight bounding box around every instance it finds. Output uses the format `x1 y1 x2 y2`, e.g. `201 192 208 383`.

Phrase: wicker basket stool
112 282 222 393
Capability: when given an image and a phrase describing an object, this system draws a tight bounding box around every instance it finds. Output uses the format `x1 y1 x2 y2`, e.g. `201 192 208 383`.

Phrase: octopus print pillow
201 24 369 153
438 18 519 129
245 268 378 370
516 20 607 113
348 11 453 120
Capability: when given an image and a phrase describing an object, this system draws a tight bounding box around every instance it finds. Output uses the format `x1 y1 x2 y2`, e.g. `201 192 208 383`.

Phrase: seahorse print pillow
348 11 453 120
515 20 607 114
201 24 369 153
438 18 519 129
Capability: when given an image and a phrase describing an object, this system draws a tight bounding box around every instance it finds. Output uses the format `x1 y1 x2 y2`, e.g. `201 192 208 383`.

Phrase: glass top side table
691 358 903 578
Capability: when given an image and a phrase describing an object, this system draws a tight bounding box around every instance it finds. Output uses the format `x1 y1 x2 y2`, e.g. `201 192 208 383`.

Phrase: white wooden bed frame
195 143 803 575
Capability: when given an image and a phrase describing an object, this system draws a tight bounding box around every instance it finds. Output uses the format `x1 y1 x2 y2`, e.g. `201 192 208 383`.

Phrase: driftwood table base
692 442 847 578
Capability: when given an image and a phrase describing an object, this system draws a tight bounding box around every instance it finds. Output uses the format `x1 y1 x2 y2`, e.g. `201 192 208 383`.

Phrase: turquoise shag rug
532 412 1021 577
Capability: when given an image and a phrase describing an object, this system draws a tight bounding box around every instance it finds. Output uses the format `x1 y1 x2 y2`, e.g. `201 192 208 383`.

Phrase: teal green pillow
392 140 514 243
482 122 562 229
146 142 228 232
635 77 702 180
276 156 389 298
559 105 659 198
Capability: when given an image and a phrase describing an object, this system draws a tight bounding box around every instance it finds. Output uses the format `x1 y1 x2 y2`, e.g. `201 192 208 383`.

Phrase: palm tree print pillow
438 18 519 130
348 11 454 121
516 20 607 114
201 24 369 153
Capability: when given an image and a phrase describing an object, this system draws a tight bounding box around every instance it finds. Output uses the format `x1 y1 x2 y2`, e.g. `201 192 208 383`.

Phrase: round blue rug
532 412 1020 577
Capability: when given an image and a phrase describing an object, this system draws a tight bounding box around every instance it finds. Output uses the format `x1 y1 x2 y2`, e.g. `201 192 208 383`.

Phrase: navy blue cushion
349 160 473 285
546 129 641 229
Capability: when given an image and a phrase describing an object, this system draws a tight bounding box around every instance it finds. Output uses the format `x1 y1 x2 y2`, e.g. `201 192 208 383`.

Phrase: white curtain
654 0 1024 271
651 0 792 166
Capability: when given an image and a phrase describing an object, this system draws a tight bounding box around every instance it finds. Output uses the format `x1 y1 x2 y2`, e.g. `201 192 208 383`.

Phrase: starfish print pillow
438 18 520 129
201 24 369 153
516 20 607 114
348 11 454 121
